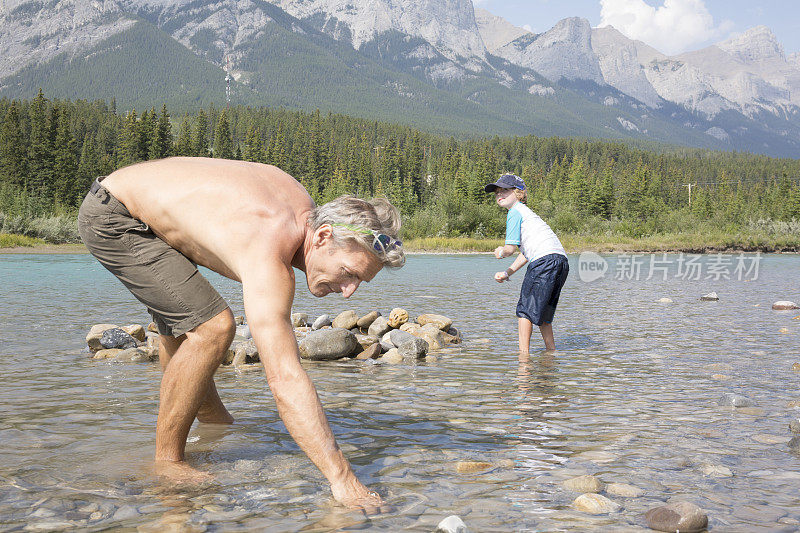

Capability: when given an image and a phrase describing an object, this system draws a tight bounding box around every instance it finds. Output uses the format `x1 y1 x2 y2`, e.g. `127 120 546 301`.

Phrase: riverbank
2 234 799 254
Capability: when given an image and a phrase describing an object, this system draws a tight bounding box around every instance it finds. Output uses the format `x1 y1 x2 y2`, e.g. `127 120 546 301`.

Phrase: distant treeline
1 90 799 243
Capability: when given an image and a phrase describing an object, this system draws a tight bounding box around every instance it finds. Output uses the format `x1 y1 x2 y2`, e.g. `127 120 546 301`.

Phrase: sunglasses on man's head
331 223 402 255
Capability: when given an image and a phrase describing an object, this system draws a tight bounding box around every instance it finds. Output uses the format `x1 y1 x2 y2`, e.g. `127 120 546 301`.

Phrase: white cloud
599 0 734 55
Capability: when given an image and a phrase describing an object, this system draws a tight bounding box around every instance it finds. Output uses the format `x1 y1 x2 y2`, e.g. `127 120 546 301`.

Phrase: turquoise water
1 253 799 531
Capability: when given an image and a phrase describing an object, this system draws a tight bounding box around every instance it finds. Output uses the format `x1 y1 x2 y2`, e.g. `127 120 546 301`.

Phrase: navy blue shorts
516 253 569 326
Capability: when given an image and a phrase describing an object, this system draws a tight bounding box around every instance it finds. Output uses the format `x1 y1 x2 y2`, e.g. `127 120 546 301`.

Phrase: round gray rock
718 393 755 408
388 329 416 347
398 337 429 358
100 328 138 350
298 328 359 360
368 316 391 337
312 314 332 330
645 501 708 532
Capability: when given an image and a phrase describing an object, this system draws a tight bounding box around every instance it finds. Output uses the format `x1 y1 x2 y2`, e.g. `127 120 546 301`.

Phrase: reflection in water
1 253 800 530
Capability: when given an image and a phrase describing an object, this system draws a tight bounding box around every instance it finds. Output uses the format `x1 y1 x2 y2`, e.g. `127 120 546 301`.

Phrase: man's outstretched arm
240 260 381 508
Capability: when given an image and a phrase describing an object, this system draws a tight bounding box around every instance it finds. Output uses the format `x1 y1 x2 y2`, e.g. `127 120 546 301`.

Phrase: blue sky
473 0 800 56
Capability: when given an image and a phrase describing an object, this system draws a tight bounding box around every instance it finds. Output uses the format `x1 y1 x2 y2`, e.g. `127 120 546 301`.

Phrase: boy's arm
495 252 528 282
496 207 522 259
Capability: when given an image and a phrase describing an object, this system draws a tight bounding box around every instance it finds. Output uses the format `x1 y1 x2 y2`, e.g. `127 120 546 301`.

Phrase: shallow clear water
1 253 799 532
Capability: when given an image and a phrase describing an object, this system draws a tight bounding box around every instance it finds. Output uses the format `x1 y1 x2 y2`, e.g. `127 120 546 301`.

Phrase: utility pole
225 55 232 110
683 182 697 206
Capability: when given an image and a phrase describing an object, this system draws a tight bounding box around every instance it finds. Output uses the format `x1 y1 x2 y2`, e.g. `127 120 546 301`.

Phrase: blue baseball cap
484 173 526 193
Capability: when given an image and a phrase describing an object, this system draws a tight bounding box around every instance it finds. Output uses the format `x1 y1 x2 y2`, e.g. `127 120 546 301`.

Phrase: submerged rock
436 515 468 533
657 297 674 303
417 313 453 330
772 300 799 310
332 310 358 330
380 348 403 364
100 328 138 350
718 393 755 408
113 348 148 362
312 314 332 330
563 475 603 493
93 348 122 359
789 436 800 455
298 328 358 361
606 482 644 497
572 493 620 514
790 419 800 434
645 501 708 532
700 292 719 301
455 461 492 474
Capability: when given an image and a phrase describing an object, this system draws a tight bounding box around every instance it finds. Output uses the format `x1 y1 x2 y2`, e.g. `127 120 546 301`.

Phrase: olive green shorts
77 179 229 337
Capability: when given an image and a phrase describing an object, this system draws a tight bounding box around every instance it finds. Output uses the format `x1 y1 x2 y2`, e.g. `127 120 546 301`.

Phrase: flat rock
563 475 603 493
700 463 733 477
417 313 453 330
772 300 799 310
645 501 708 532
356 311 380 329
93 348 122 359
436 515 468 533
699 292 719 301
355 343 382 360
368 316 391 337
398 337 429 358
387 308 409 328
657 297 673 303
311 314 331 330
291 313 308 328
332 310 359 330
606 482 644 498
572 493 620 514
298 328 358 361
718 392 755 408
455 461 492 474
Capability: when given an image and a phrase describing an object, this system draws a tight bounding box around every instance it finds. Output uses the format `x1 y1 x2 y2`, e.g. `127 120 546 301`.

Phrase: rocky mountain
1 0 799 156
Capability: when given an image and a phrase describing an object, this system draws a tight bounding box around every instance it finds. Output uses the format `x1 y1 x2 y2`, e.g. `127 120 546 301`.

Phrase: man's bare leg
539 322 556 352
518 317 533 355
159 333 233 425
155 309 235 470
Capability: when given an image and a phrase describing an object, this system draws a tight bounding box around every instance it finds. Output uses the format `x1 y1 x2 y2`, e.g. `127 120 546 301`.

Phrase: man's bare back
102 157 313 280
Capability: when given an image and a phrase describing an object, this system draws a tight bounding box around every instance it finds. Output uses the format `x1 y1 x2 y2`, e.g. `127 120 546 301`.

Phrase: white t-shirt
505 202 566 262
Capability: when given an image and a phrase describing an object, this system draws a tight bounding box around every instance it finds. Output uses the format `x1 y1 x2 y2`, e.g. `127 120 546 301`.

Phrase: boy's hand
494 246 506 259
494 271 509 283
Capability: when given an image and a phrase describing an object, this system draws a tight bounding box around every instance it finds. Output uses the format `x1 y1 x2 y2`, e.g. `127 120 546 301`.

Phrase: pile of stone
86 309 461 366
85 323 157 362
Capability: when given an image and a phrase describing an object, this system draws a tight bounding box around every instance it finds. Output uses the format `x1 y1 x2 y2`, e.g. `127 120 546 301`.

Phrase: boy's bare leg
155 309 235 471
539 322 556 351
159 333 233 425
518 317 533 355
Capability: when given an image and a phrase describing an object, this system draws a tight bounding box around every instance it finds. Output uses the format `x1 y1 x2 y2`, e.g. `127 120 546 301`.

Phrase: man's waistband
89 176 107 195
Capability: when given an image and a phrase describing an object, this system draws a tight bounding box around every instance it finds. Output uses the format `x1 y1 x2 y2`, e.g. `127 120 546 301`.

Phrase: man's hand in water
331 476 384 512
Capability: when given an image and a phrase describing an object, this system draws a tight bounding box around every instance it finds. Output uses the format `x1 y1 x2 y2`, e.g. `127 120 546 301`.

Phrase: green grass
0 233 46 248
403 233 800 254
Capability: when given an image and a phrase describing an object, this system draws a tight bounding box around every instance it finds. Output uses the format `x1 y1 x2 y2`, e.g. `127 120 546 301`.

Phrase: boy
485 173 569 353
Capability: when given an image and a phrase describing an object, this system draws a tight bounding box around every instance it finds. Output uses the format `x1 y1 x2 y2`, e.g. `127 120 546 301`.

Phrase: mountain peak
717 25 784 63
474 7 529 54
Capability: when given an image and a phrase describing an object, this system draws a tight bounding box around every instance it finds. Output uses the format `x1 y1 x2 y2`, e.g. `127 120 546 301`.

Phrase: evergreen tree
52 108 78 205
117 109 140 167
76 134 99 204
213 110 234 159
175 115 193 156
27 89 52 194
192 109 209 157
244 122 264 162
0 101 27 188
149 104 172 160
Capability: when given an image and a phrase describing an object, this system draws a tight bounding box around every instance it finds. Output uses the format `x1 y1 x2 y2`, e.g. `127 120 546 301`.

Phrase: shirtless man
77 157 404 508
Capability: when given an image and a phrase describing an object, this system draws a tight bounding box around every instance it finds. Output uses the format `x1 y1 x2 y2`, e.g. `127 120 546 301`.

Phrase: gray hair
308 195 405 268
